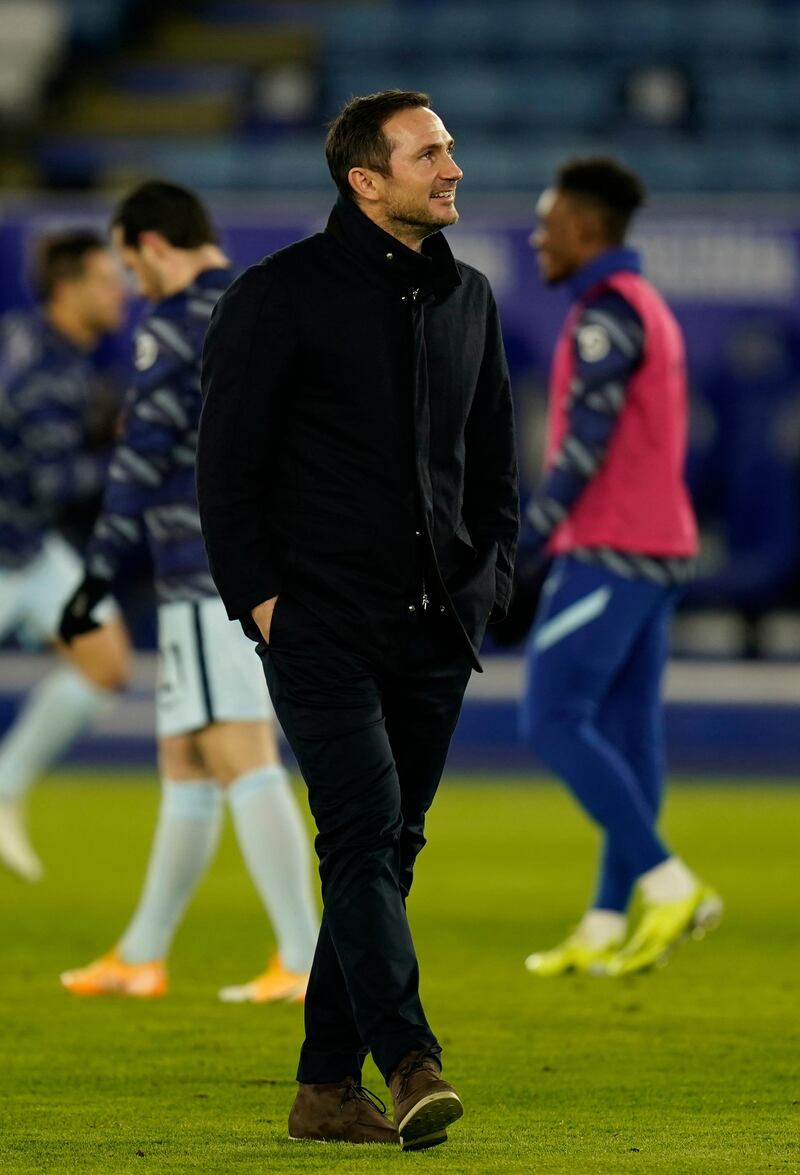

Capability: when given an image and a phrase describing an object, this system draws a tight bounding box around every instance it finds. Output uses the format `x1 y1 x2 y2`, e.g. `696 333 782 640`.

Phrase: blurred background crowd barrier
2 0 800 773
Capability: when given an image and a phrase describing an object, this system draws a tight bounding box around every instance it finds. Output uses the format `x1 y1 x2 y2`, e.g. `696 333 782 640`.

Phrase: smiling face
351 106 463 244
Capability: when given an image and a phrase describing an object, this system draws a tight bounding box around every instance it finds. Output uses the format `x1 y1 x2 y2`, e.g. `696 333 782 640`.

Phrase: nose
443 156 463 182
530 227 544 250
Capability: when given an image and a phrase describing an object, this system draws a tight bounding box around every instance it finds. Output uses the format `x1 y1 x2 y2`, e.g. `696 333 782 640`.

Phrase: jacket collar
326 196 461 294
568 246 642 301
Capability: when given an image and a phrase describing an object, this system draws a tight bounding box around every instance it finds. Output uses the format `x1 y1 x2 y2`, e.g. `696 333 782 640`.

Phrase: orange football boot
218 954 308 1004
60 949 167 998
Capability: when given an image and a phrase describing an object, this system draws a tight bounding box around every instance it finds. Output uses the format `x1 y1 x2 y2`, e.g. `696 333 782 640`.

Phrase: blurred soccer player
58 182 318 1002
520 158 722 977
0 232 130 882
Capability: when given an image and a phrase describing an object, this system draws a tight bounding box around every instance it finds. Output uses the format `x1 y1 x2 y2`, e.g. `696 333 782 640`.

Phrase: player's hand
58 574 111 645
251 596 279 643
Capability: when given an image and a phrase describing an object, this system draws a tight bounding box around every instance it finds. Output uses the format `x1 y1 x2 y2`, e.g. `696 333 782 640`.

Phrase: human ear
348 167 381 203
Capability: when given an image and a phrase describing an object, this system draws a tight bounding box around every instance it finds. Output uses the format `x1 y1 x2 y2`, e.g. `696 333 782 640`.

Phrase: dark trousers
260 595 472 1085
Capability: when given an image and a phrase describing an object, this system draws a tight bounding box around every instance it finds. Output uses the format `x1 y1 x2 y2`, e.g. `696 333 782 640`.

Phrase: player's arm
197 262 297 627
525 291 645 551
59 329 186 642
462 284 520 622
16 371 108 510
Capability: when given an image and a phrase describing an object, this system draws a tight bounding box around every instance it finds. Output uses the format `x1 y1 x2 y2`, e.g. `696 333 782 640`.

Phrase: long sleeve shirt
85 268 232 603
0 319 109 569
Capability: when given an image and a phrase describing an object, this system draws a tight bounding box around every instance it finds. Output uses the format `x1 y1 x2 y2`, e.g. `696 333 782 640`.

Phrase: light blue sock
119 779 223 964
0 666 112 801
228 764 319 973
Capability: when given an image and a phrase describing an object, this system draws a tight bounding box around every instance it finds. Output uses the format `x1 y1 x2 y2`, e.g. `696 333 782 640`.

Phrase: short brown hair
557 156 647 245
325 89 431 200
31 229 107 303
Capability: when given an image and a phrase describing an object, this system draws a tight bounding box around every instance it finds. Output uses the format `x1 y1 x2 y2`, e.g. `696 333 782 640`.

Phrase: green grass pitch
1 773 798 1174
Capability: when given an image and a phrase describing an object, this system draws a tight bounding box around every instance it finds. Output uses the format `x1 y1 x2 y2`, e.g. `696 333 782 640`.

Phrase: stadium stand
2 0 800 192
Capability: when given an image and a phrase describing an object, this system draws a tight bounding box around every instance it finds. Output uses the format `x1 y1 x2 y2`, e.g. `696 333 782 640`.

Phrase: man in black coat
197 89 518 1151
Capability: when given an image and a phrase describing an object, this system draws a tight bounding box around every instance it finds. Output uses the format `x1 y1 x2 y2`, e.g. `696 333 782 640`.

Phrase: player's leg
61 601 222 996
0 537 129 881
598 596 723 976
0 564 42 880
115 733 223 967
593 592 675 915
61 730 222 997
520 558 673 974
521 558 672 872
196 718 319 1003
187 596 319 1001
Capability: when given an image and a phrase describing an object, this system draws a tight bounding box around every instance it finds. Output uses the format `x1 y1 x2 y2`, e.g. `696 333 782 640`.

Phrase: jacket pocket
455 518 476 554
264 592 287 647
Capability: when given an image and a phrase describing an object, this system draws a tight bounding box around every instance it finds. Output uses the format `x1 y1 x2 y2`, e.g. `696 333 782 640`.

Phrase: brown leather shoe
288 1078 399 1145
389 1049 463 1151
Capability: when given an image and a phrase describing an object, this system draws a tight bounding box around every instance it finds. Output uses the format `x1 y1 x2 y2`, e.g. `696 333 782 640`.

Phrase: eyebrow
418 139 455 154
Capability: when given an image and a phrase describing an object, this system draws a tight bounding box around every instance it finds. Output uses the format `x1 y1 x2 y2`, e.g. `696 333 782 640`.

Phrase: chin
429 206 458 229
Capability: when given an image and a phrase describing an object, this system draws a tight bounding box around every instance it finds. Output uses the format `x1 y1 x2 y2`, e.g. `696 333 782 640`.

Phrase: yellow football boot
218 954 309 1004
525 931 624 977
603 885 724 977
60 949 167 997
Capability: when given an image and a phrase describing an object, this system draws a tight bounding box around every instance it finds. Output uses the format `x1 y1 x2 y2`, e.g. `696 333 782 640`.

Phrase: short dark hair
325 89 431 200
556 156 647 244
111 180 217 249
31 229 107 302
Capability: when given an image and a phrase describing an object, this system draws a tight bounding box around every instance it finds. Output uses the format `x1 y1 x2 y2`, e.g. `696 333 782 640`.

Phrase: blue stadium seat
324 6 416 53
455 134 610 190
445 1 590 55
433 70 612 131
151 136 329 191
682 1 779 53
702 69 800 132
323 66 432 115
324 1 595 57
702 139 800 191
588 1 679 55
617 139 708 191
324 66 611 133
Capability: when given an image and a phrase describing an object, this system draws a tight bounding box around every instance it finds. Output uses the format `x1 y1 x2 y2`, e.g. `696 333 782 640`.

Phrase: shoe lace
341 1081 387 1116
394 1051 438 1099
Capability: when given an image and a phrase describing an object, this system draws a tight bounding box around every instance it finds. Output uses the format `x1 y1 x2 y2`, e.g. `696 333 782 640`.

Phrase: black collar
325 196 461 294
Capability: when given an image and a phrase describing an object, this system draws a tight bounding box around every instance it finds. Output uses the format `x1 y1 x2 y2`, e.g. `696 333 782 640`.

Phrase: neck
573 242 614 273
357 202 428 253
162 244 229 296
45 303 98 351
